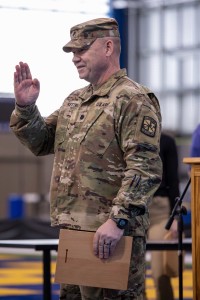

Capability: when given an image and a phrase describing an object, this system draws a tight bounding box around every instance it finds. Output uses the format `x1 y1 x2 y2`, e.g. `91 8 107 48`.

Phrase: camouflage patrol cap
63 17 120 53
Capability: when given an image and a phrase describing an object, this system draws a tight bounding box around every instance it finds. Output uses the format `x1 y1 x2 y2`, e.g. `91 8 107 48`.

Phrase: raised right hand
14 61 40 106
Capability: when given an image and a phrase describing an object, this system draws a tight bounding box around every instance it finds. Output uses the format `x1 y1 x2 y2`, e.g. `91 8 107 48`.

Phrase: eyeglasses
72 40 96 55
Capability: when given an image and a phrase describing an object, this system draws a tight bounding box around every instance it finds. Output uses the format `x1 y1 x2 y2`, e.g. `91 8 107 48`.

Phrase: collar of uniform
79 68 127 101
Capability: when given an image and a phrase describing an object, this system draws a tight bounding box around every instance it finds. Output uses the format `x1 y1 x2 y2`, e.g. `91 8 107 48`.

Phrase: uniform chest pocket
54 131 65 153
80 111 116 156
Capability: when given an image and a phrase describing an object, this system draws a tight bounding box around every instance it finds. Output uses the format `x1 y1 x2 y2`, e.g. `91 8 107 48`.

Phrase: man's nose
72 53 81 63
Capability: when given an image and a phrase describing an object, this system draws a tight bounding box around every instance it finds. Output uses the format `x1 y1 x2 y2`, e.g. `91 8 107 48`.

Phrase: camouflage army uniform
10 68 162 299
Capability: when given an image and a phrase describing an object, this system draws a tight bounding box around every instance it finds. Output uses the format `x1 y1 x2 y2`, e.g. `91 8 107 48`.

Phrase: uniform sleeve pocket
135 105 160 147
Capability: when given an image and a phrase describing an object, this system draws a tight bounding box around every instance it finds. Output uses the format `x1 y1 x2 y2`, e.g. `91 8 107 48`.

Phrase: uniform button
55 176 60 183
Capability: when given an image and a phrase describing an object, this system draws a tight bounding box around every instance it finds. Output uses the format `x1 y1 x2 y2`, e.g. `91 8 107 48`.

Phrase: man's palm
14 62 40 106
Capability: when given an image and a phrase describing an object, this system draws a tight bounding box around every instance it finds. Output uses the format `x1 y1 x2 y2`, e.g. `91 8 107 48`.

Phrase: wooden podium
183 158 200 300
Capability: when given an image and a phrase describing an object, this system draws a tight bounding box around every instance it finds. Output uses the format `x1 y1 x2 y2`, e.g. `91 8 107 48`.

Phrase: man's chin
77 70 85 79
78 73 88 81
77 69 90 81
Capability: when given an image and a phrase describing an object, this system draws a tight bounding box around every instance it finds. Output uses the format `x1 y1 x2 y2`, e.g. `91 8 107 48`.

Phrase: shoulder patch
140 116 157 137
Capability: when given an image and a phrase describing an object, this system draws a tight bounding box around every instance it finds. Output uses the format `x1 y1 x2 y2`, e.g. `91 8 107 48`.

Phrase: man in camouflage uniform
10 18 162 299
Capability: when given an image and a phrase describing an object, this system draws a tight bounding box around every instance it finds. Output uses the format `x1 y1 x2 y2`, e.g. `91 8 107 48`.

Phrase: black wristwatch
112 218 128 229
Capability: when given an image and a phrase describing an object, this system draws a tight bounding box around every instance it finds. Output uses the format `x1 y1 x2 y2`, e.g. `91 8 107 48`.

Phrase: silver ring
104 242 111 246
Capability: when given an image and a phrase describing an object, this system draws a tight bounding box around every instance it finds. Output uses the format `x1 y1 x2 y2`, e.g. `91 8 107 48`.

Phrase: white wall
0 0 109 116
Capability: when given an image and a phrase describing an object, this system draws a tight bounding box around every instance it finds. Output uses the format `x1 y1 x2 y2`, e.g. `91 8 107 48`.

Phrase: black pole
177 205 184 300
165 177 191 300
43 249 51 300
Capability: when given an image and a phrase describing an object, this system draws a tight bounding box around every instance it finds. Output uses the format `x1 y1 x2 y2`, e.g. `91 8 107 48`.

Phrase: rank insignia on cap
140 116 157 137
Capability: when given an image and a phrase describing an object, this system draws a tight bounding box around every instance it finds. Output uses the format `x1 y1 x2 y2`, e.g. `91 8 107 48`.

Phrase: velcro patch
140 116 157 137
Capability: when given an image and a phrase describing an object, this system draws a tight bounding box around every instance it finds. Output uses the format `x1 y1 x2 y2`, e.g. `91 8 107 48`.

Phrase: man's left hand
93 219 124 259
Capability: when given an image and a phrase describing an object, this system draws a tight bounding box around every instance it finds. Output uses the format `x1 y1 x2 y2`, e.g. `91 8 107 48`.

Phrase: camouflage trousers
59 236 146 300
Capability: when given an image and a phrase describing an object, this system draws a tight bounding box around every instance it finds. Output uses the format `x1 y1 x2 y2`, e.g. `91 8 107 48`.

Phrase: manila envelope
55 229 133 290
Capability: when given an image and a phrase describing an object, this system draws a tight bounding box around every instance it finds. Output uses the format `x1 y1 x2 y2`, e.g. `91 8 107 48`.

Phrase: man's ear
105 40 114 56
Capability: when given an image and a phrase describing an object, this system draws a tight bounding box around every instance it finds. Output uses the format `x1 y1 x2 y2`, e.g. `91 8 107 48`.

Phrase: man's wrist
16 102 35 108
111 217 128 229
